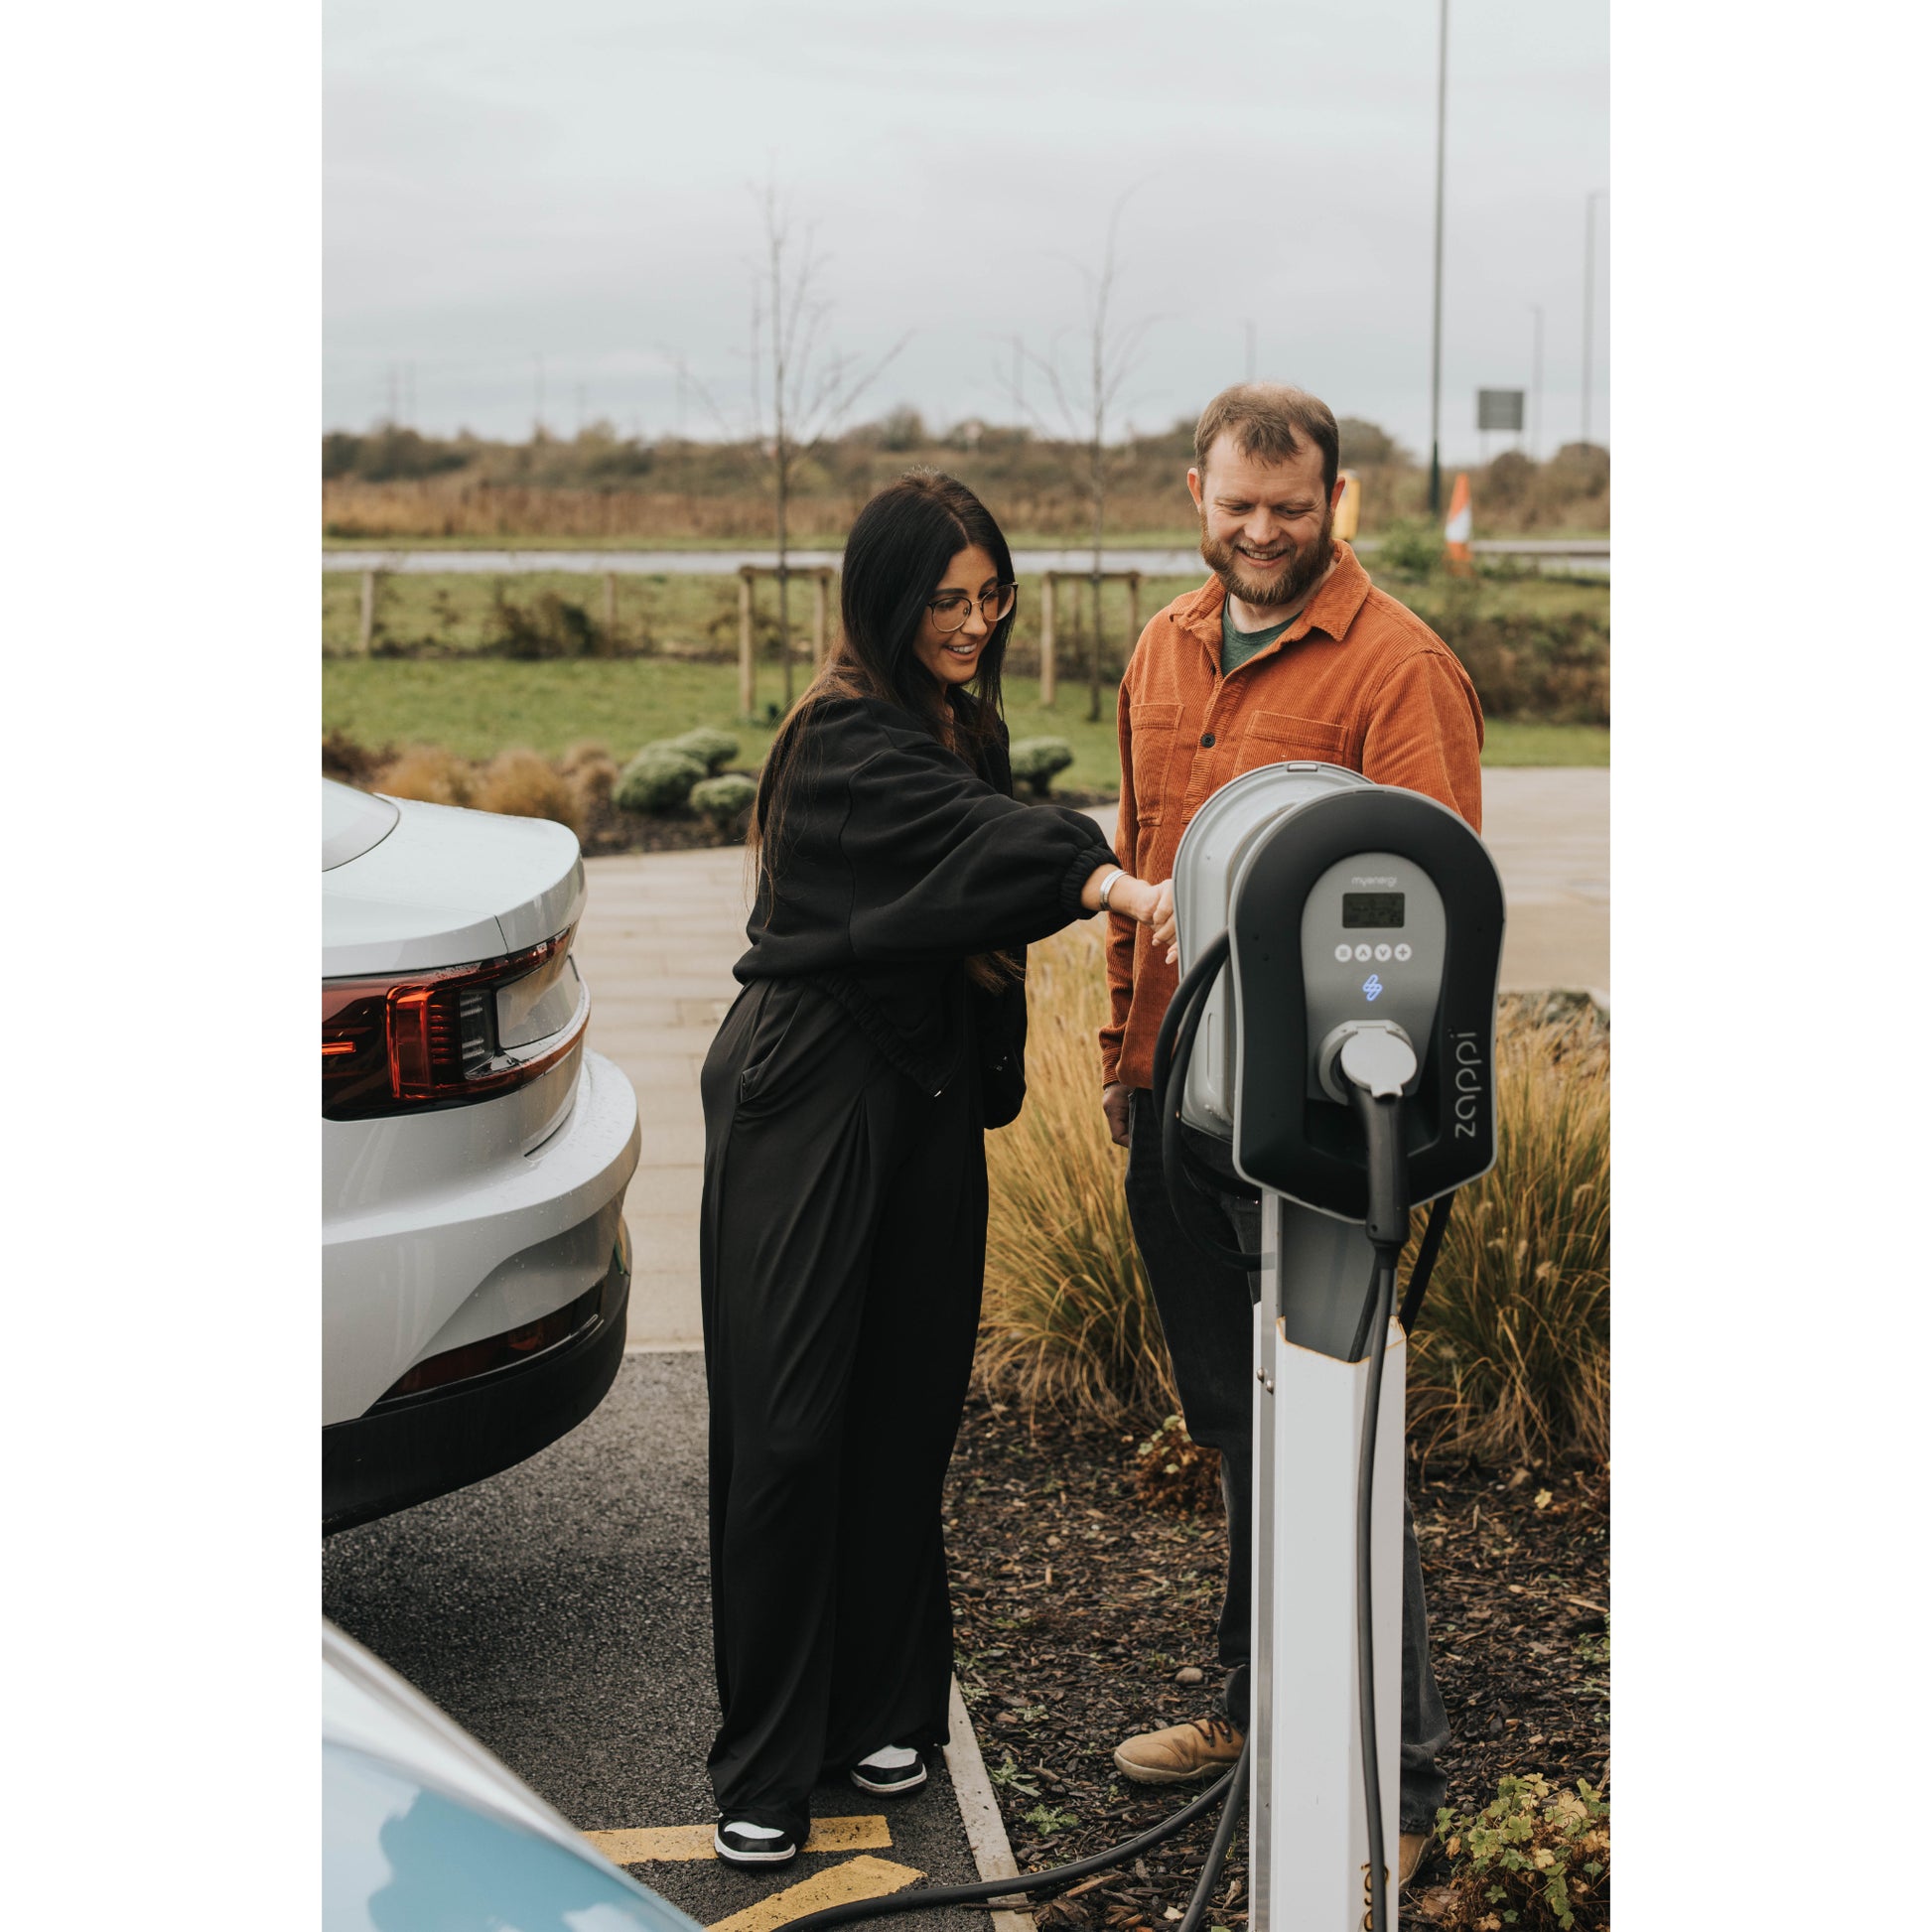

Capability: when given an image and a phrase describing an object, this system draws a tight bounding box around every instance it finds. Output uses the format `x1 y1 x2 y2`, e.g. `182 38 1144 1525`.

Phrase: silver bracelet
1096 867 1127 911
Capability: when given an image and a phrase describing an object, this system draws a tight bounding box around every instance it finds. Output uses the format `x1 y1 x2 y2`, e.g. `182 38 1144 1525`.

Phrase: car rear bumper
322 1227 630 1535
324 1046 642 1424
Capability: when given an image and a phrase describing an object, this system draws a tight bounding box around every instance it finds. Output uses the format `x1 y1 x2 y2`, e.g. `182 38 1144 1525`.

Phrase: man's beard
1199 504 1335 615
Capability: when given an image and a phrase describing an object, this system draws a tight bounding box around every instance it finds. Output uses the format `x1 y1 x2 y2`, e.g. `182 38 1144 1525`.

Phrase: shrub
1430 610 1610 724
669 726 740 774
1009 736 1075 798
1406 995 1610 1467
1373 517 1445 579
323 729 389 785
614 745 705 814
1131 1415 1222 1514
978 922 1177 1423
690 772 758 835
470 749 584 834
485 587 606 660
376 745 475 808
558 738 613 774
557 740 620 817
1433 1775 1609 1930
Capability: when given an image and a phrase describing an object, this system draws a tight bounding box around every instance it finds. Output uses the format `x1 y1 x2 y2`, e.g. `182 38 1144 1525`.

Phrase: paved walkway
574 768 1608 1347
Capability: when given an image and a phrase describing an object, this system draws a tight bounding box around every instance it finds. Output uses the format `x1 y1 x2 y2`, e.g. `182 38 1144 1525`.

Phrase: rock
1174 1666 1204 1686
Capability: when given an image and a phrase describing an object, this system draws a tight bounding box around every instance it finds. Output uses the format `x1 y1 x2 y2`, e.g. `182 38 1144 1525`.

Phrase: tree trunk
1088 437 1106 723
775 450 793 710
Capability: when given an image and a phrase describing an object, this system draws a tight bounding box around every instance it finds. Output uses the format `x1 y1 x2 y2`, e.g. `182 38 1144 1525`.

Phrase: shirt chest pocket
1243 708 1348 765
1130 702 1183 822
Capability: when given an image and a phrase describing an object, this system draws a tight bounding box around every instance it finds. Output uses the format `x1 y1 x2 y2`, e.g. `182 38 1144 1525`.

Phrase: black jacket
736 692 1118 1099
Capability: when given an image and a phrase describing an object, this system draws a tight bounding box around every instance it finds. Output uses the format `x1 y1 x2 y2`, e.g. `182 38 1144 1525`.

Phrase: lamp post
1428 0 1449 516
1583 189 1606 448
1529 304 1543 460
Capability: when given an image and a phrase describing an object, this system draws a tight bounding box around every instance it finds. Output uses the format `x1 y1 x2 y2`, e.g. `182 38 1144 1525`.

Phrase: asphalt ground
322 1351 992 1932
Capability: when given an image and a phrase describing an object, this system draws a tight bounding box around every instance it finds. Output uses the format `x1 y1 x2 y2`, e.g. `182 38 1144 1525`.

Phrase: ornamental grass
978 933 1610 1467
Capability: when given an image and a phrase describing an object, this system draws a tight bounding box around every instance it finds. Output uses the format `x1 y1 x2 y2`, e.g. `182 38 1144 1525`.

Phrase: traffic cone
1445 473 1473 576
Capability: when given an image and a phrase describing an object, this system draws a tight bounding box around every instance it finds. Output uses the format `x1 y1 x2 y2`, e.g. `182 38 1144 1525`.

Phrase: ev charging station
1157 763 1506 1932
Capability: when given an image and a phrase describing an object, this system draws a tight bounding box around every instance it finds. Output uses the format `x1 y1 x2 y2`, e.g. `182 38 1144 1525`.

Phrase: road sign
1477 388 1525 432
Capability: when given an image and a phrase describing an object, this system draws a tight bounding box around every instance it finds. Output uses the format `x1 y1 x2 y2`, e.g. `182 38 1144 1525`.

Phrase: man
1099 383 1483 1885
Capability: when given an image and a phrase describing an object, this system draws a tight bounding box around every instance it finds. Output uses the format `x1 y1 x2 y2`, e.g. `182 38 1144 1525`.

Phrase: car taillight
323 930 586 1121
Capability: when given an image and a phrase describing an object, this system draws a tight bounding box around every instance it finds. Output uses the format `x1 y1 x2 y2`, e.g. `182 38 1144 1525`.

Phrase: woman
699 471 1173 1866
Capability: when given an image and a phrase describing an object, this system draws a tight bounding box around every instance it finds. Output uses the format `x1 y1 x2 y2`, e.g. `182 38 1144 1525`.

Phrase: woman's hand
1082 866 1175 942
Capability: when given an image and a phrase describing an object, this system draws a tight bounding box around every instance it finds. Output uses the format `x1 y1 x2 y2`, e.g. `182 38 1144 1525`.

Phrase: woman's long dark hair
752 469 1018 878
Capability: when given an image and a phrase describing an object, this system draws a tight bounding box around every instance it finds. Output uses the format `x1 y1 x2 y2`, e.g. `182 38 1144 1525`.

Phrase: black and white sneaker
850 1745 927 1796
714 1819 800 1867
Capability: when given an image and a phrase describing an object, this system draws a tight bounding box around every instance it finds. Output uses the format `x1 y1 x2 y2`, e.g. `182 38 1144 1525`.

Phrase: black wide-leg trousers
699 979 985 1840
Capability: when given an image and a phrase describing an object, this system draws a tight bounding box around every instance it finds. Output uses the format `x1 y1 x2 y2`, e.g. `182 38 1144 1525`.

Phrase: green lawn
323 656 1607 789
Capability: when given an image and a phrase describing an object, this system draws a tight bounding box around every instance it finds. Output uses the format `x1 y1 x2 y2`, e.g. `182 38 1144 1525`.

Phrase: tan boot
1398 1829 1431 1888
1112 1714 1244 1785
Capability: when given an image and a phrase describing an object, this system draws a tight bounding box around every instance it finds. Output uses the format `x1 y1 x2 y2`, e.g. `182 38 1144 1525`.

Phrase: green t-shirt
1220 602 1292 676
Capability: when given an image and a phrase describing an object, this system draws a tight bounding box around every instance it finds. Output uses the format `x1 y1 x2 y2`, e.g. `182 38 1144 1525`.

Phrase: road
323 1352 998 1932
571 767 1609 1349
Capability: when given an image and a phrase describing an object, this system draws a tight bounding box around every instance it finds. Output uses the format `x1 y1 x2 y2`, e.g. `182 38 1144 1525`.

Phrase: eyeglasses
927 584 1017 633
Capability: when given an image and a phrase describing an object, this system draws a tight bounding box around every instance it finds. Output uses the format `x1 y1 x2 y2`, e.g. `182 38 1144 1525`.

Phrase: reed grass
978 942 1611 1470
1405 995 1610 1467
978 922 1177 1423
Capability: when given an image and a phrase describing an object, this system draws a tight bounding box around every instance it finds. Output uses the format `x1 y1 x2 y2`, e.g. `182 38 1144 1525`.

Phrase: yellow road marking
705 1856 925 1932
586 1816 895 1864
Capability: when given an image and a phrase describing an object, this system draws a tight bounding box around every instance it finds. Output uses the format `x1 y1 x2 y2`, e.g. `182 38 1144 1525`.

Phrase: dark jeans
1124 1089 1449 1832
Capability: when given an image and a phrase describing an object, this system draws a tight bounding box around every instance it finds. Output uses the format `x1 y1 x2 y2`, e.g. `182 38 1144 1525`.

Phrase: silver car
323 780 641 1532
325 1620 700 1931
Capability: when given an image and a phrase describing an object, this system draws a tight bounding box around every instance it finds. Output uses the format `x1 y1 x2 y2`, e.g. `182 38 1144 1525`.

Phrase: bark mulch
940 1392 1608 1928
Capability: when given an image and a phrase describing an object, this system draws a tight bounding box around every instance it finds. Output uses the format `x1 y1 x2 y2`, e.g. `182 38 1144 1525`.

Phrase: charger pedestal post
1249 1201 1406 1931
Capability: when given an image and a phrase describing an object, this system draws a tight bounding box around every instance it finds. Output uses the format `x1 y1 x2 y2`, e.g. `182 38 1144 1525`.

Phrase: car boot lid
323 783 587 977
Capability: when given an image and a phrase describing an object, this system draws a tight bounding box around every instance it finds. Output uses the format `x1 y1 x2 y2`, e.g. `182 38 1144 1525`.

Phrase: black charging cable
1341 1047 1417 1932
778 1743 1249 1932
1149 932 1251 1274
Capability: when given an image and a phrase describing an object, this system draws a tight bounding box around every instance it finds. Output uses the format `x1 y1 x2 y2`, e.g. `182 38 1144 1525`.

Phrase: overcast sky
324 0 1608 463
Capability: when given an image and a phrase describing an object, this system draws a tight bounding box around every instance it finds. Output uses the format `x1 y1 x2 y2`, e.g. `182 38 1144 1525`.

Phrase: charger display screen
1342 892 1406 928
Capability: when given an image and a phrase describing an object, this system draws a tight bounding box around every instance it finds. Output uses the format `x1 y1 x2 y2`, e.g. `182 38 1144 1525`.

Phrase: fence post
603 571 618 643
738 567 756 719
1038 572 1056 707
811 568 829 667
1127 571 1142 655
358 570 377 654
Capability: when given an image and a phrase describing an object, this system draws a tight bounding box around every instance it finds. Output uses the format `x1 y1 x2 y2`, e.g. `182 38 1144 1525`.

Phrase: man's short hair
1192 383 1339 497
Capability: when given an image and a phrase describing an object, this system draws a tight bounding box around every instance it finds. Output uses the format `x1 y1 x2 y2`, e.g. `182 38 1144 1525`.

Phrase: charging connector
1336 1034 1417 1932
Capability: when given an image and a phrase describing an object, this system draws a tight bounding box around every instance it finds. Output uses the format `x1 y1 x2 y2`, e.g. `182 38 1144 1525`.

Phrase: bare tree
746 176 907 708
1004 196 1159 722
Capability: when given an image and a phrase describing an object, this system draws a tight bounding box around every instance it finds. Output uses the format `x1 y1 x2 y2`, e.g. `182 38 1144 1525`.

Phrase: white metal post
1250 1197 1407 1931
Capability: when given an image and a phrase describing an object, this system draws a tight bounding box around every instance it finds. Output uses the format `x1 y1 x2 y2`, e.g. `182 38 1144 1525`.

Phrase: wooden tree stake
1038 572 1057 708
738 567 756 718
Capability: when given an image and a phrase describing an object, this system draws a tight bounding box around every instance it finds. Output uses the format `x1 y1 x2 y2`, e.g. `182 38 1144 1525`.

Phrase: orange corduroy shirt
1099 539 1485 1093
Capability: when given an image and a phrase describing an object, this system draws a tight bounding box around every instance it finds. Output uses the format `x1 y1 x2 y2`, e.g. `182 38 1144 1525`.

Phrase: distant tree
876 405 927 452
745 176 908 708
1336 417 1413 469
1008 194 1160 721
